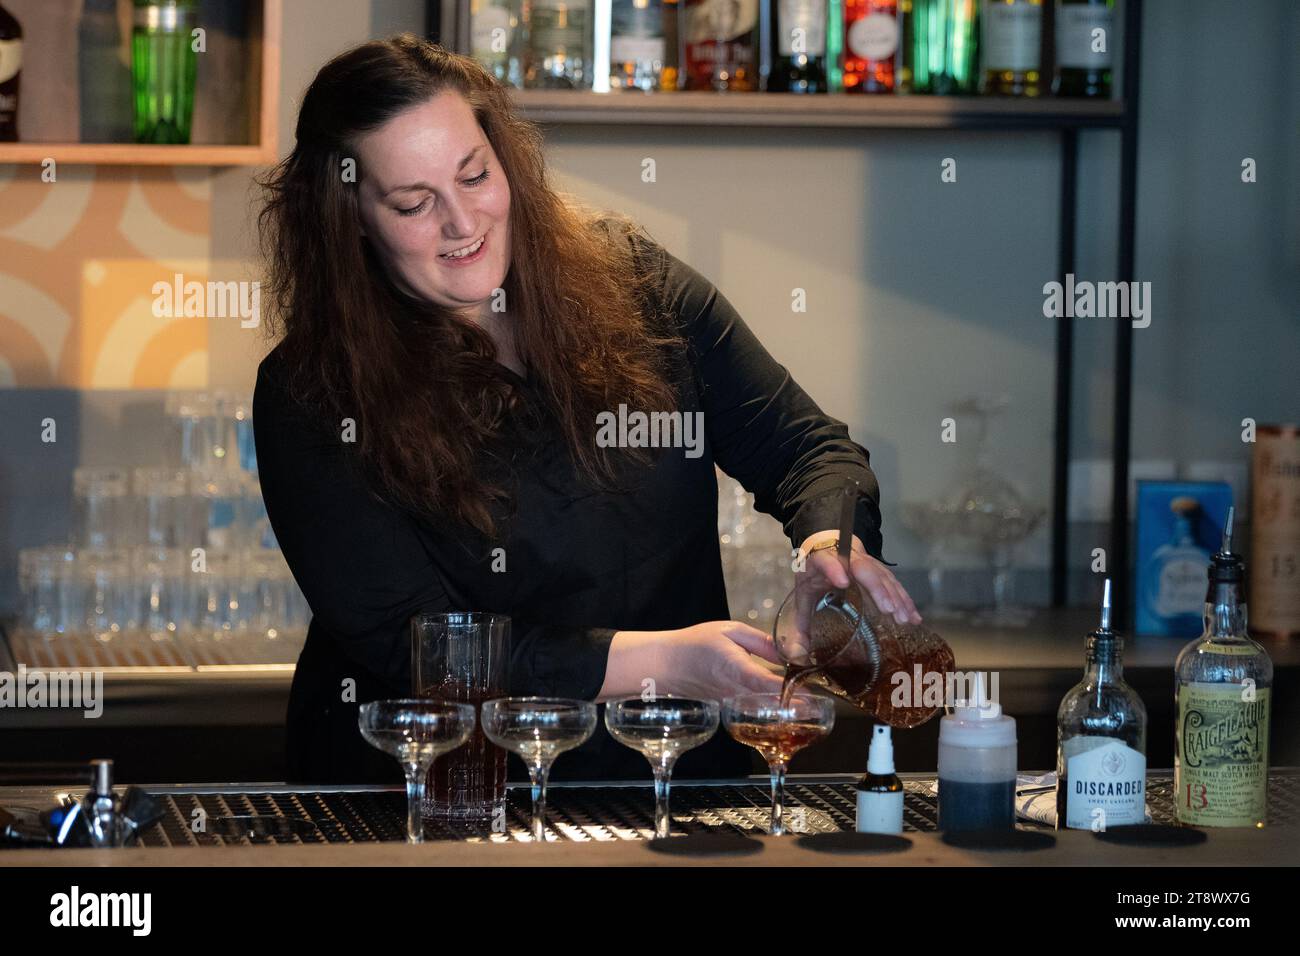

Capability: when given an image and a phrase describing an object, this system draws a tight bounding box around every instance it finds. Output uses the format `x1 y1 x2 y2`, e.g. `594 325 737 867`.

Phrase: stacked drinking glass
16 390 309 652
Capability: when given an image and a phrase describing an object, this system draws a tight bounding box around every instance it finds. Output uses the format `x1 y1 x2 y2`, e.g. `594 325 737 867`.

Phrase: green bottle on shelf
132 0 199 144
903 0 979 95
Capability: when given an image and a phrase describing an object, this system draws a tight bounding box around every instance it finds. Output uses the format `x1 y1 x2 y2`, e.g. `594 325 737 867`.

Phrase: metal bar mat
138 775 1300 846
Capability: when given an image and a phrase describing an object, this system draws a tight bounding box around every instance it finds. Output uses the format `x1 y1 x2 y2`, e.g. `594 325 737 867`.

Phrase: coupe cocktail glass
722 693 834 836
605 696 720 839
358 699 475 844
481 697 597 841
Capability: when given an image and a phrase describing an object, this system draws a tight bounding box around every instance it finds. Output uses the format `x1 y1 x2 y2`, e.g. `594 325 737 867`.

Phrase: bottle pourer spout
1222 505 1235 554
1099 578 1112 631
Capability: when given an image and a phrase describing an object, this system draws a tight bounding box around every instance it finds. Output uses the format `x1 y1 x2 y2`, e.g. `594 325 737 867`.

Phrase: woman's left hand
797 530 922 626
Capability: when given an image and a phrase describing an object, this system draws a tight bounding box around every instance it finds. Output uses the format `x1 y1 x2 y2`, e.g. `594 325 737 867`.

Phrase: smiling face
354 91 512 322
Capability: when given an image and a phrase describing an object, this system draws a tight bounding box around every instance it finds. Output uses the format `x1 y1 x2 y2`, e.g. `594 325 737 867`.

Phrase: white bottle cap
955 671 1001 719
939 672 1016 748
867 723 895 775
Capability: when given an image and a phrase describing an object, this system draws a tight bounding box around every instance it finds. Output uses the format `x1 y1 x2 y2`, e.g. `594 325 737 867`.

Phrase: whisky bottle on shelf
0 1 21 142
843 0 899 93
611 0 668 91
661 0 682 90
769 0 829 92
682 0 760 90
1053 0 1112 97
1055 579 1148 830
1249 425 1300 637
525 0 595 88
979 0 1041 96
471 0 524 87
80 0 134 142
1174 507 1273 828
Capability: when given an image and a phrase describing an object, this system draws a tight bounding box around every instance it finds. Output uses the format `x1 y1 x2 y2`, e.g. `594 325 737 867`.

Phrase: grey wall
1061 0 1299 603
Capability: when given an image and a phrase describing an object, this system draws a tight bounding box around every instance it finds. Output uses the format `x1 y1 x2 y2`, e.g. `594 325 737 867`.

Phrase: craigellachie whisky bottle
0 2 21 142
1174 507 1273 828
1055 579 1148 830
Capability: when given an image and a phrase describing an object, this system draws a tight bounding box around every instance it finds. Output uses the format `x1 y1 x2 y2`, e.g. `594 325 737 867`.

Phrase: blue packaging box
1135 481 1234 637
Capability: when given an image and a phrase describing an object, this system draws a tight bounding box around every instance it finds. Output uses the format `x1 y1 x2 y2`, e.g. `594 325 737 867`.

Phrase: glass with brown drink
411 611 511 820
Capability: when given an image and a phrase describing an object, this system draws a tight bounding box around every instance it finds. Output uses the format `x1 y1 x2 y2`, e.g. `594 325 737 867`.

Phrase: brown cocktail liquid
727 719 831 764
779 586 956 729
423 678 507 818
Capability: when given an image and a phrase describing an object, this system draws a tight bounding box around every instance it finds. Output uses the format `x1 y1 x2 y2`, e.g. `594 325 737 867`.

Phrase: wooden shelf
0 143 275 166
0 0 280 167
509 90 1125 130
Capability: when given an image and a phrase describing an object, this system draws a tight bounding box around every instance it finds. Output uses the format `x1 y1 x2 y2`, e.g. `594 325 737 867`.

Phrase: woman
253 34 920 783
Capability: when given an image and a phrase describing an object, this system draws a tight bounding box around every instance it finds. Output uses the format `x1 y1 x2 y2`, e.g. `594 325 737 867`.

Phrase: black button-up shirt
253 222 886 784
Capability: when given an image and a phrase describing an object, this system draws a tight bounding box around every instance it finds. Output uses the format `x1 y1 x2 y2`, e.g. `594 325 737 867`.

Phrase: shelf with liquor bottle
505 86 1121 126
0 0 281 167
437 0 1142 615
442 0 1123 128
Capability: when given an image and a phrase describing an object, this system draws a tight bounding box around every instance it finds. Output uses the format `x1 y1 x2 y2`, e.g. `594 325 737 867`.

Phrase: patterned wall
0 163 213 389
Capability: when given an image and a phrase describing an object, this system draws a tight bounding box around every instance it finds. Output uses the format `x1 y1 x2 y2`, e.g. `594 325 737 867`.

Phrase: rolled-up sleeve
647 239 888 561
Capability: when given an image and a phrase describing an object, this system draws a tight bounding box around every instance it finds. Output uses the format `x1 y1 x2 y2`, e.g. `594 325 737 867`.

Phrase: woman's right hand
600 621 785 702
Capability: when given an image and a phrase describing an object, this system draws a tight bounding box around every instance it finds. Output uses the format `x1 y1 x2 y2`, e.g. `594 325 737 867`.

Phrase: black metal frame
1108 0 1143 621
425 0 1145 615
1054 0 1144 615
1052 128 1078 606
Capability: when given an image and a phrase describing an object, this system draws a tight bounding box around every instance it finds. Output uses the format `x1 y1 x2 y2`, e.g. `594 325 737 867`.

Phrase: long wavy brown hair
257 34 680 537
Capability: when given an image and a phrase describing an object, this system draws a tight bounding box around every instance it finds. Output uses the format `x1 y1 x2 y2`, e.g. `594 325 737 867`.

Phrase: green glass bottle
826 0 845 91
132 0 199 144
903 0 979 95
